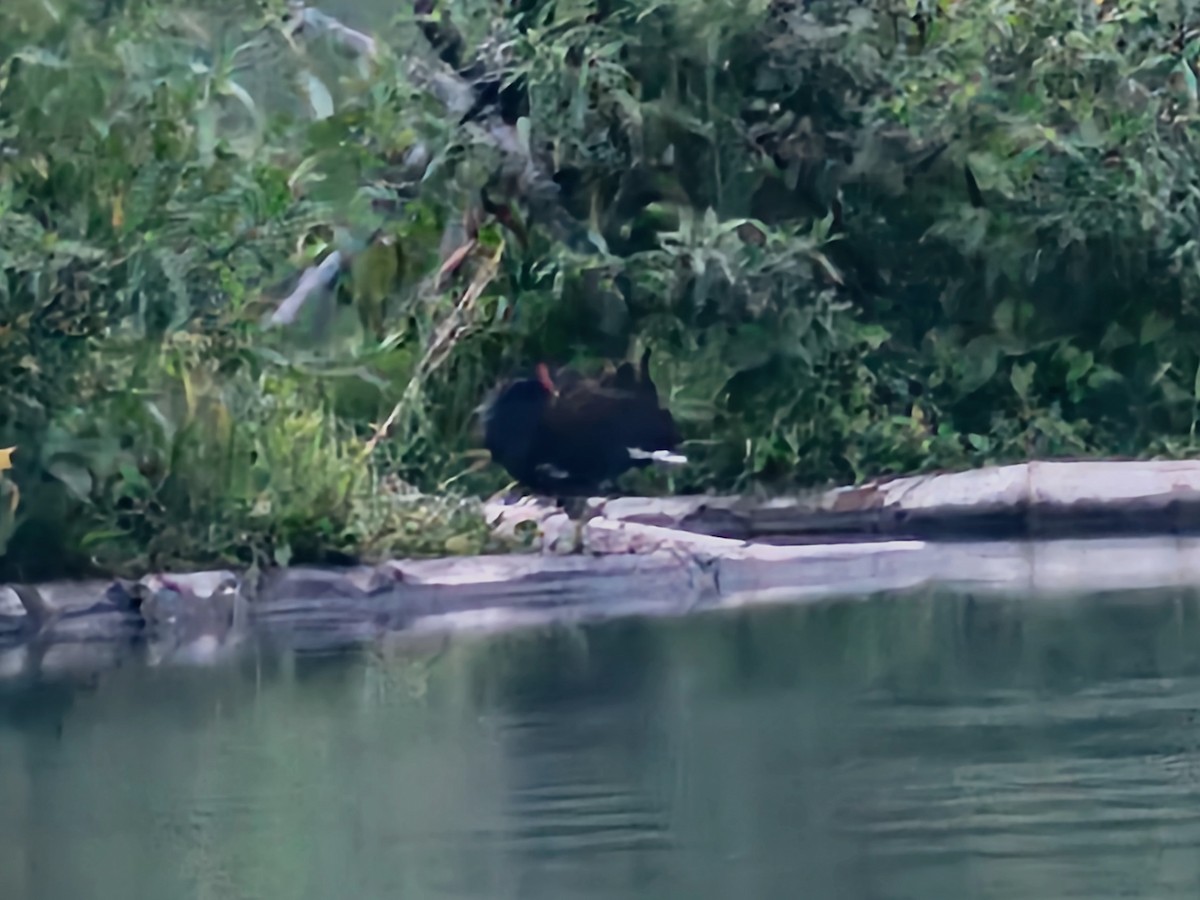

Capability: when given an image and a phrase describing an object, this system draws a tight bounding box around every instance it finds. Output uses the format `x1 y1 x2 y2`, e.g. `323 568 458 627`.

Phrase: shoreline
7 459 1200 680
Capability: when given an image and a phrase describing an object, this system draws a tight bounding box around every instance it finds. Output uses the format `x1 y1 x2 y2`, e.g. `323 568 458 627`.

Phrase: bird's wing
543 383 634 435
545 382 678 456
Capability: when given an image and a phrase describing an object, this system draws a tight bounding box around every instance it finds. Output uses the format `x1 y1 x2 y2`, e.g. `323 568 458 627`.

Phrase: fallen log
592 460 1200 540
9 460 1200 680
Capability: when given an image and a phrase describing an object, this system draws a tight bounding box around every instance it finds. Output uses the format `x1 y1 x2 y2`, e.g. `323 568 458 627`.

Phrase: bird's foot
486 488 567 519
487 486 533 506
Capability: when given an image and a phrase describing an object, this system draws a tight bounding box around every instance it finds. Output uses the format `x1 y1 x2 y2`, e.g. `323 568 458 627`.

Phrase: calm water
3 587 1200 899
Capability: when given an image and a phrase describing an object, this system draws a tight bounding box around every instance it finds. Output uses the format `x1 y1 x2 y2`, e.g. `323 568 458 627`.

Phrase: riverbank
6 459 1200 681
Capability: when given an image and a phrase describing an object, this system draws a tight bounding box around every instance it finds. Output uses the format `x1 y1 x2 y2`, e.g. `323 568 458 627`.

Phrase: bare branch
264 250 344 328
284 2 379 61
265 3 591 331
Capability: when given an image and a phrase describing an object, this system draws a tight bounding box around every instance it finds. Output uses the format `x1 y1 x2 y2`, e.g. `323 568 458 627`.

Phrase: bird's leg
555 495 590 520
486 486 516 505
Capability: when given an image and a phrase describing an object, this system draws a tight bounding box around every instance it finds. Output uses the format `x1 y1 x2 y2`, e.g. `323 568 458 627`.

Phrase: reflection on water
3 587 1200 899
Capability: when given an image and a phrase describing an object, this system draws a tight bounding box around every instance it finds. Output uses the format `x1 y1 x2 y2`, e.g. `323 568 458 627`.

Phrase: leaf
12 48 68 68
1011 361 1036 402
352 239 400 302
1140 312 1173 345
515 116 532 156
1066 350 1094 384
1087 365 1123 390
0 447 13 471
967 434 990 451
80 529 130 549
217 78 262 131
1179 59 1198 108
585 229 610 254
959 336 1001 394
810 249 844 285
46 454 95 502
992 298 1015 335
444 533 475 554
49 239 105 262
858 325 890 350
195 103 218 165
302 71 334 120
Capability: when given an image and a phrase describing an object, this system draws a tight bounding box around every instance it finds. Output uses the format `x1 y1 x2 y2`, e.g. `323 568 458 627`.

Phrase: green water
3 587 1200 899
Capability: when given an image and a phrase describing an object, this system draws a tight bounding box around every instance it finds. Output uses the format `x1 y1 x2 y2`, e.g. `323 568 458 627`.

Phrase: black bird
481 349 686 496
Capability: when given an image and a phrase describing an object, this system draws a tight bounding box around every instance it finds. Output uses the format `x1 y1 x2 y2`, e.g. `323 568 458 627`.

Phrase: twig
265 4 590 331
361 240 505 456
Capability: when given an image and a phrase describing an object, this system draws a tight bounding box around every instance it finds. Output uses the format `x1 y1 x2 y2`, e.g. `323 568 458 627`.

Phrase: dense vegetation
3 0 1200 576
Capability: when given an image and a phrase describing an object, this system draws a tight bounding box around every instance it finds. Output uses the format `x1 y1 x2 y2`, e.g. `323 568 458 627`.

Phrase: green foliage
0 0 489 574
6 0 1200 573
465 0 1200 483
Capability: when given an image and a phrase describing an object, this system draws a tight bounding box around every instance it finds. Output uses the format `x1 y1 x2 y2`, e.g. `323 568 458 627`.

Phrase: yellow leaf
443 534 476 555
0 447 14 471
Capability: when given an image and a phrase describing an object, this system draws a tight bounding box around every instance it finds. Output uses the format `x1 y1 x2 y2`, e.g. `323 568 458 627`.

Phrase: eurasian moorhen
481 349 686 496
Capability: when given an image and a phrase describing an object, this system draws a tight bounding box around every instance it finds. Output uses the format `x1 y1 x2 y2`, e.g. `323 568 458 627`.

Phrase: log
9 460 1200 680
594 460 1200 540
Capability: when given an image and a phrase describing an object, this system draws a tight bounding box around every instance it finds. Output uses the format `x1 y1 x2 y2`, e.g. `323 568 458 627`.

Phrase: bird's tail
627 448 688 465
